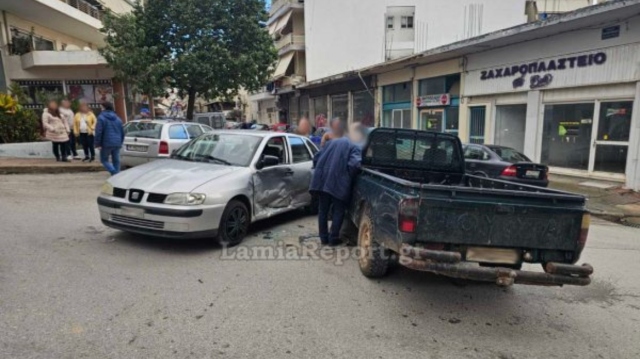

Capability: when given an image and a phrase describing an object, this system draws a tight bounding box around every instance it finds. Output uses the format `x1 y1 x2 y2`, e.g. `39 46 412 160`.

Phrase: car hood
109 159 242 193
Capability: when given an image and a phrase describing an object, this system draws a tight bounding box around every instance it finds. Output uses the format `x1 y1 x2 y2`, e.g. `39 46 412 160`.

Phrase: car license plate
126 145 147 152
525 170 540 178
120 206 145 218
466 247 519 264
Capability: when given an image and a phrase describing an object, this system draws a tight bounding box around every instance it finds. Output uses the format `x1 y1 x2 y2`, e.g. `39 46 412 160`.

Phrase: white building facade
462 9 640 190
0 0 134 119
303 0 594 82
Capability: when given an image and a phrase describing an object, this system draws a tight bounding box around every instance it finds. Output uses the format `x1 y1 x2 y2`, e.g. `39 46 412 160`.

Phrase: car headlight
164 193 206 205
100 182 114 196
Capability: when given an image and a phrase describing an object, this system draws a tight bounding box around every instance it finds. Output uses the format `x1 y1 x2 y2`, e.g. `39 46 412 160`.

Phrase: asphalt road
1 173 639 359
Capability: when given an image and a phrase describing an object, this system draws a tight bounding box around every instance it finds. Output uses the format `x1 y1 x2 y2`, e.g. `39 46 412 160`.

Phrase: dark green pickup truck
346 128 592 287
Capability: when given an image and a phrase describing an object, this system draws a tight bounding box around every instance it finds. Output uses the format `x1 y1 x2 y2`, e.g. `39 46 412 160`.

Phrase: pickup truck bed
348 128 592 287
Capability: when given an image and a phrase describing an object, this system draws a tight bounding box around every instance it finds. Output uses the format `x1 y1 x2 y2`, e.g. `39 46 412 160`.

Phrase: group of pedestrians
42 100 124 175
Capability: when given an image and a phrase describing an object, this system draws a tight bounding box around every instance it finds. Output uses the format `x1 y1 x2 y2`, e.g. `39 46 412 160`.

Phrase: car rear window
124 122 163 139
490 147 531 162
363 129 463 173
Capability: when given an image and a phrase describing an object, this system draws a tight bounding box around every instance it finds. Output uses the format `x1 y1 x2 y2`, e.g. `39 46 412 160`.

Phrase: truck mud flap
400 245 593 287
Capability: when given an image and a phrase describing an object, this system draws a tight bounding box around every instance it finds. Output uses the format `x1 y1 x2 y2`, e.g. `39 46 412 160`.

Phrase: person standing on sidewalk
60 99 78 160
73 102 97 162
42 100 70 162
95 102 124 175
310 136 362 246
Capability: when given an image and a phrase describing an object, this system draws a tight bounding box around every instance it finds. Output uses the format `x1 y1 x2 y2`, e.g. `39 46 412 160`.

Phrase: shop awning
268 21 278 35
273 52 295 79
273 10 292 35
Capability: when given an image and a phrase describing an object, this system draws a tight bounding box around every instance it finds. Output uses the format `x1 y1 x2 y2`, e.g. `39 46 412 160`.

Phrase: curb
0 165 104 175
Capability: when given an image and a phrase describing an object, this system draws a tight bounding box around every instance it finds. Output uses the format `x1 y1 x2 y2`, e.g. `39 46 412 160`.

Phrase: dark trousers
67 132 78 157
79 133 95 159
318 192 346 245
52 141 68 160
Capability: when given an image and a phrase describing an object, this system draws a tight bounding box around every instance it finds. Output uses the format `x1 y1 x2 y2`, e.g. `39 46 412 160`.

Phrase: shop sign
416 93 450 107
480 51 607 90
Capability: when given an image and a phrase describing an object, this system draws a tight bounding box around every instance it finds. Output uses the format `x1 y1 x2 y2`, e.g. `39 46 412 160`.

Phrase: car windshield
489 146 531 162
124 122 163 139
173 133 262 167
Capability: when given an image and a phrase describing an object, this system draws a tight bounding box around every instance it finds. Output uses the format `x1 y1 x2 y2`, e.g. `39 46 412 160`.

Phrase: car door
463 145 491 176
287 136 314 207
252 136 296 218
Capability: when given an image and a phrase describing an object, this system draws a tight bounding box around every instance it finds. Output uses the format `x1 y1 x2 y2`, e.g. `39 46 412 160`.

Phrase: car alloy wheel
217 200 249 246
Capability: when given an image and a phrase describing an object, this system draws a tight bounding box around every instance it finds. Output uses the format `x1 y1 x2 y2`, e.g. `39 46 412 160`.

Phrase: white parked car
121 120 214 168
98 131 319 245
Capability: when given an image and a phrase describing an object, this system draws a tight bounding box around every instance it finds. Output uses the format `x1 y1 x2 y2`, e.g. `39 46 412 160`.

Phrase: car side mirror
257 155 280 169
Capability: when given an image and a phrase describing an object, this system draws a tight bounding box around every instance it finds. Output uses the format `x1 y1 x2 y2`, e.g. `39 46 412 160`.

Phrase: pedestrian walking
320 117 345 148
42 100 70 162
60 99 79 160
95 102 124 175
73 102 97 162
310 136 362 246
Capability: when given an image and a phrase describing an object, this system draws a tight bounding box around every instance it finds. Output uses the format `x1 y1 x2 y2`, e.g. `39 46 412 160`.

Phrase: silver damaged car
97 131 318 245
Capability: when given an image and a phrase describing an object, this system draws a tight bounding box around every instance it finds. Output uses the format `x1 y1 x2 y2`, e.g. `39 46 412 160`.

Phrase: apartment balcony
20 50 108 70
61 0 105 21
269 0 304 20
2 0 106 46
275 34 305 55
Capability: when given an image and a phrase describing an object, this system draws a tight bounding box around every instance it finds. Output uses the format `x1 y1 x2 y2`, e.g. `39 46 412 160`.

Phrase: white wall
305 0 534 82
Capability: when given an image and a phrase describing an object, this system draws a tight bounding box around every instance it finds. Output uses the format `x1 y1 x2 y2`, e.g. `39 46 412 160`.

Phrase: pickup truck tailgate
417 187 585 251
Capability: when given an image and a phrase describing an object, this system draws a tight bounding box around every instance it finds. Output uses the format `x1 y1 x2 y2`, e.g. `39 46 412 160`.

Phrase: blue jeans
317 192 346 245
100 146 121 175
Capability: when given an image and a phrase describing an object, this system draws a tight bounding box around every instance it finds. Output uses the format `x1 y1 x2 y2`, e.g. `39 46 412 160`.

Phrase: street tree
99 5 170 113
101 0 276 120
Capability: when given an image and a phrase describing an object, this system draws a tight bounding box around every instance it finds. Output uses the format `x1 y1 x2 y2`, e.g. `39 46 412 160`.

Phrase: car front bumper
97 196 225 239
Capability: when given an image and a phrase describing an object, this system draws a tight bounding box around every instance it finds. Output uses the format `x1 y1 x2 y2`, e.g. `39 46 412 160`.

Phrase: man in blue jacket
95 102 125 175
310 136 361 246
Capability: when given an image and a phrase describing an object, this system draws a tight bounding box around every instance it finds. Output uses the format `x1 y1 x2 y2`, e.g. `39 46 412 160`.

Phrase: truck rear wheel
357 211 390 278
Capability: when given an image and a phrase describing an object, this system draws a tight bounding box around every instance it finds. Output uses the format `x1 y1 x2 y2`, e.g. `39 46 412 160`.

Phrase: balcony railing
270 0 303 16
275 34 305 51
60 0 105 21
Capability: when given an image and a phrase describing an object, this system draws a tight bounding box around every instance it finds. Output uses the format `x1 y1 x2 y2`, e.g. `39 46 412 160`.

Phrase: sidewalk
548 174 640 226
0 157 103 175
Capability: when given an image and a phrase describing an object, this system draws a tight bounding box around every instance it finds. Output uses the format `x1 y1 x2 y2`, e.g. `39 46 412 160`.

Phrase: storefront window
495 105 527 152
541 103 594 170
331 93 348 128
597 101 632 141
469 106 486 144
352 90 375 127
383 109 411 128
312 96 328 128
445 107 459 135
593 101 633 173
383 82 411 103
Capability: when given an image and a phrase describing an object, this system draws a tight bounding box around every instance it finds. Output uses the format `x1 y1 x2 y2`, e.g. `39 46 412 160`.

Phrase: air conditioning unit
290 76 305 86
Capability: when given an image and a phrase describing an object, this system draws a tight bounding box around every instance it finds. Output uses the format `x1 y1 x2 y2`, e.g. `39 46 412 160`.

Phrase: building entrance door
590 101 633 174
419 109 444 132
